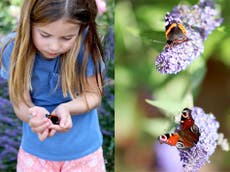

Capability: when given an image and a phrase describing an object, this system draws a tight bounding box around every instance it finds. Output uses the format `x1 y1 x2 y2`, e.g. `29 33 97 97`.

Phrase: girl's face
32 19 80 59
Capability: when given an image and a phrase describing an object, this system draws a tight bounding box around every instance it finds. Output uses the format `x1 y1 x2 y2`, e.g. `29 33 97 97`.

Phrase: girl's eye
40 33 50 38
62 37 73 41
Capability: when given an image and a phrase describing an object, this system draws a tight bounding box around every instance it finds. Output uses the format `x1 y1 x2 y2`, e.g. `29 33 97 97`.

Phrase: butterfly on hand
45 114 60 125
158 108 200 149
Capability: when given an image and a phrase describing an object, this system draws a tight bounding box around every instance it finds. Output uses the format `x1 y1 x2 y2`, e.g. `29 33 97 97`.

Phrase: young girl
0 0 106 171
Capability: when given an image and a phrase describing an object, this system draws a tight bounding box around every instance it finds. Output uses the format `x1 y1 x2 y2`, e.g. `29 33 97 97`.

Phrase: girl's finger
49 124 68 132
64 118 72 130
29 116 49 128
38 129 49 141
33 120 51 133
59 115 67 128
29 106 49 116
49 124 62 131
48 129 56 137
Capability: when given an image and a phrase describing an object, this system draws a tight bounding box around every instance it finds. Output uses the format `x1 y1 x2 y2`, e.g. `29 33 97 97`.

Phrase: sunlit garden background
116 0 230 171
0 0 114 171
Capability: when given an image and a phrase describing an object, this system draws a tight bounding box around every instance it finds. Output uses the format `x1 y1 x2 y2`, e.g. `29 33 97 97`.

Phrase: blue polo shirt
0 33 103 161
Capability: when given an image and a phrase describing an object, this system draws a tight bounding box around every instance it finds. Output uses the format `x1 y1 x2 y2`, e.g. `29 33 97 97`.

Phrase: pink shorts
16 147 106 172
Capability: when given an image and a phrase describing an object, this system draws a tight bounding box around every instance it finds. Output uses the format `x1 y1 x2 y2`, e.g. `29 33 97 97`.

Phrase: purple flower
0 77 9 98
155 142 184 172
0 97 13 115
104 26 114 61
0 112 22 170
173 1 223 40
155 0 223 74
0 78 21 170
179 107 220 172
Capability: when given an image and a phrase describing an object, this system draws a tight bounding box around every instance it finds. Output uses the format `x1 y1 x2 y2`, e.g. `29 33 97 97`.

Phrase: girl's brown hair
5 0 104 106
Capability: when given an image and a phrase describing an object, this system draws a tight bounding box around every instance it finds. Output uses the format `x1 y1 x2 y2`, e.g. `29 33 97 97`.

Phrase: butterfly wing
184 124 200 144
180 108 194 130
177 108 200 149
165 22 177 39
158 133 180 146
165 18 188 46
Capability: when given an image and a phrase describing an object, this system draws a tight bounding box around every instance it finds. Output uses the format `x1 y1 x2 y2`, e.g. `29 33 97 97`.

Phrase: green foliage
97 1 114 171
97 0 114 38
116 0 230 170
99 59 114 172
0 0 22 34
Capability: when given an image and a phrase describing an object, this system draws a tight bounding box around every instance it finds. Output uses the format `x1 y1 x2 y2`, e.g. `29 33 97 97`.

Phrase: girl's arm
61 74 103 115
12 92 35 123
50 74 102 131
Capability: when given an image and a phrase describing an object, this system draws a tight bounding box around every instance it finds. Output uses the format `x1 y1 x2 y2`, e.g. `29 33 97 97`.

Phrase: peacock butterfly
45 114 60 125
158 108 200 149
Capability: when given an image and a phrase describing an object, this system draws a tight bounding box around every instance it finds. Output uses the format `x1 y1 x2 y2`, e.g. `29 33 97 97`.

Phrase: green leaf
154 72 190 101
145 93 193 117
126 26 140 37
146 99 183 115
142 118 172 137
188 56 207 92
203 28 226 60
219 37 230 67
136 6 166 32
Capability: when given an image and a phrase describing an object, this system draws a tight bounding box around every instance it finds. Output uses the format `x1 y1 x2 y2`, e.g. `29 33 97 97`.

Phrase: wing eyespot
190 124 199 134
159 135 167 142
182 108 191 118
176 141 185 149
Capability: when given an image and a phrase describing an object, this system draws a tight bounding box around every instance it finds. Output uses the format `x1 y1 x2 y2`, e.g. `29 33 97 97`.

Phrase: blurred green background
115 0 230 171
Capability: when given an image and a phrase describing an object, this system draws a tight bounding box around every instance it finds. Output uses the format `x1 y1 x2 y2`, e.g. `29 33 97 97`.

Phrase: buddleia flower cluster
155 0 223 74
179 107 228 172
0 78 22 170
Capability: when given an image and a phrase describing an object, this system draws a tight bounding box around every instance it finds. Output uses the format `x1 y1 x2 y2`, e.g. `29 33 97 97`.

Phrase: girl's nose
49 40 61 52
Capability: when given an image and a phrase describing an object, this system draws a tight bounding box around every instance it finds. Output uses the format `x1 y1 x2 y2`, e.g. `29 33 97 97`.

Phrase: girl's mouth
48 52 58 56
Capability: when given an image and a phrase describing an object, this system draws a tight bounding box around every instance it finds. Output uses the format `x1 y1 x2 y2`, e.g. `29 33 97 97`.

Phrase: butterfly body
158 108 200 149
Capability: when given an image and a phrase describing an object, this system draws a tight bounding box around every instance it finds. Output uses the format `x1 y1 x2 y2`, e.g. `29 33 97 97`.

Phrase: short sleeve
78 48 105 77
0 33 16 80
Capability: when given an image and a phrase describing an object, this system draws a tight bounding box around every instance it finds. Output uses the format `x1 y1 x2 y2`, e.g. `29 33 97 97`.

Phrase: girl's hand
28 106 52 141
50 104 72 132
